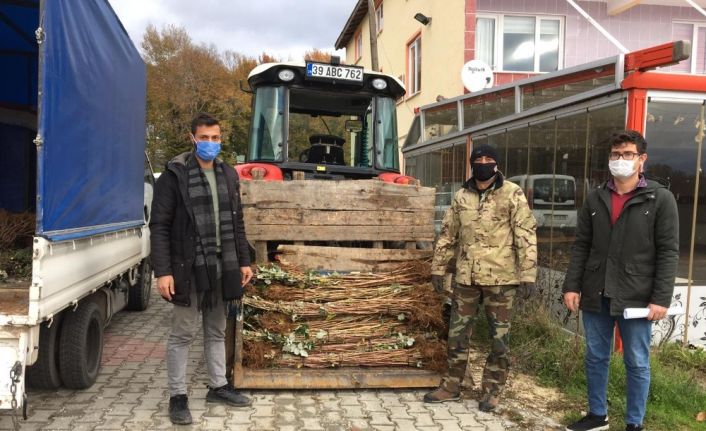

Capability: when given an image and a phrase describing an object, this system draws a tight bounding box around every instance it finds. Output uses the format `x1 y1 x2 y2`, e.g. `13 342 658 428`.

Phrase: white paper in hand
623 306 685 319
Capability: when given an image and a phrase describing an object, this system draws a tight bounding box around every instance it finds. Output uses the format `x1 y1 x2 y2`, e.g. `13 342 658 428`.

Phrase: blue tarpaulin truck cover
0 0 146 241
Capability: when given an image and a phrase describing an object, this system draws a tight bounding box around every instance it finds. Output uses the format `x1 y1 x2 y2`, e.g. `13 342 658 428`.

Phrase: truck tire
59 302 103 389
127 258 152 311
26 314 63 389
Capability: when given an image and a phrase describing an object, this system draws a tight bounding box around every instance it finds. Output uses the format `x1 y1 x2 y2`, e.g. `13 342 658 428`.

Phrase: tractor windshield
248 86 285 162
248 85 399 171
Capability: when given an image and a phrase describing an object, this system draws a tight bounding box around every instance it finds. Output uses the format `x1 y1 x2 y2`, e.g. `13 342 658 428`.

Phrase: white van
506 174 577 231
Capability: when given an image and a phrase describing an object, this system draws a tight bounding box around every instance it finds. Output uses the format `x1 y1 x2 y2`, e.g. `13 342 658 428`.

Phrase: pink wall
465 0 477 63
476 0 706 69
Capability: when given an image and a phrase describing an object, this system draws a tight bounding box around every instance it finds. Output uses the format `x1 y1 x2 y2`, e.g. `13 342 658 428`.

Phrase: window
671 22 706 74
354 32 363 61
375 97 399 170
645 98 706 282
248 87 285 162
476 17 496 68
407 35 422 95
375 3 383 34
476 14 563 73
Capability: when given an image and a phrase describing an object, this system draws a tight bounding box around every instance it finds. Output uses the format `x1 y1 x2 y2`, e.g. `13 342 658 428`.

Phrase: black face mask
472 162 497 181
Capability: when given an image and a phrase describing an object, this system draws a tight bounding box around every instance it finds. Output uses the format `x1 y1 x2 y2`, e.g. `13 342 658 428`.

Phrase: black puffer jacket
562 179 679 315
150 152 251 306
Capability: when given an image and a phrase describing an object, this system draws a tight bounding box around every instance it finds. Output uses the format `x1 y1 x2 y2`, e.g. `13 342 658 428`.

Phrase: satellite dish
461 60 494 93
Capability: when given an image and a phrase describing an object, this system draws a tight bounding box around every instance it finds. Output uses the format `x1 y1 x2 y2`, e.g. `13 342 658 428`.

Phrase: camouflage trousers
440 283 517 396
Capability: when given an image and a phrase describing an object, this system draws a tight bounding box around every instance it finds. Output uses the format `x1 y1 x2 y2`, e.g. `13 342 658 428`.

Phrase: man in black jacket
150 113 253 425
563 131 679 431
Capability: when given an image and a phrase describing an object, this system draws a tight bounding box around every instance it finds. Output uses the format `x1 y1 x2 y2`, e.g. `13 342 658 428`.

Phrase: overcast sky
108 0 358 60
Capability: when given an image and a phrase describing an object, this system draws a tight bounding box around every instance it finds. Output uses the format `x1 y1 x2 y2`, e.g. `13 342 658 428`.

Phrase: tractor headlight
278 69 295 82
371 78 388 90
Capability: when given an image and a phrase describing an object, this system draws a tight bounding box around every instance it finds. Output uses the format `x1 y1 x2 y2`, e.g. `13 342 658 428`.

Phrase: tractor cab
240 60 407 180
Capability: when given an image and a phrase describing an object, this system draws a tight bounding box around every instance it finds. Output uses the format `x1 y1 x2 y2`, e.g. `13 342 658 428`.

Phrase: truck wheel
127 258 152 311
26 314 63 389
59 302 103 389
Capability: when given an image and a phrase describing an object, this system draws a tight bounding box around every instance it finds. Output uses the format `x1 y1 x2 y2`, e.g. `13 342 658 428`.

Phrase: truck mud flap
0 328 29 412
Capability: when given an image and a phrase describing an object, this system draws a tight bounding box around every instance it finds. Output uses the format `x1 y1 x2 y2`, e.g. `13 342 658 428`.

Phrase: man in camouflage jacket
424 144 537 412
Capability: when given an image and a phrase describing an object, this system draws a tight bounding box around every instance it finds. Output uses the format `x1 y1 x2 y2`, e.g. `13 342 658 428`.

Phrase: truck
506 174 578 232
0 0 151 416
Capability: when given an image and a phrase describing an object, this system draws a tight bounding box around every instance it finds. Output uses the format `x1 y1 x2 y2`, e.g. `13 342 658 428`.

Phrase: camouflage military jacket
431 174 537 286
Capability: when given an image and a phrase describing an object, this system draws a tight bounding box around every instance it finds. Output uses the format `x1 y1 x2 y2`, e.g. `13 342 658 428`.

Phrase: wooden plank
226 318 237 385
243 195 435 212
254 241 268 264
238 367 440 389
243 208 434 227
240 180 435 211
241 179 436 200
233 308 245 387
247 225 435 242
405 241 417 250
276 245 433 272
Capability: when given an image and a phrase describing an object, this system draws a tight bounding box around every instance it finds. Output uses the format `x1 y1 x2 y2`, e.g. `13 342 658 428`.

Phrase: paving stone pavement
0 290 563 430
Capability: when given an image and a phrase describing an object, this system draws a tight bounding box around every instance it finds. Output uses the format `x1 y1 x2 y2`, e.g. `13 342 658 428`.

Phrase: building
335 0 706 150
404 42 706 345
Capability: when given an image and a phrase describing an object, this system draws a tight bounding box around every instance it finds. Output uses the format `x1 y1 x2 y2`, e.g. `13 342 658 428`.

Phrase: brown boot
478 393 499 412
423 386 461 403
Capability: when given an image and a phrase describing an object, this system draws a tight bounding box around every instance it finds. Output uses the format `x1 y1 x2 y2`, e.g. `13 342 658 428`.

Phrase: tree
141 24 334 168
303 49 332 63
142 25 246 168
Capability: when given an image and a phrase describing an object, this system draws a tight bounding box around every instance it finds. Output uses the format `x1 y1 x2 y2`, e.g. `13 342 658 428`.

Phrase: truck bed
0 281 29 316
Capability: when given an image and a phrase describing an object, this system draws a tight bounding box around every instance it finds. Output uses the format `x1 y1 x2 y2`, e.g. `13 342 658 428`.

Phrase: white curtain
697 27 706 74
476 18 495 67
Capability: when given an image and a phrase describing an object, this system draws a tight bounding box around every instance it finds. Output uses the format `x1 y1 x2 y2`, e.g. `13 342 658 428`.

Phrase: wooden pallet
239 179 436 264
230 178 440 388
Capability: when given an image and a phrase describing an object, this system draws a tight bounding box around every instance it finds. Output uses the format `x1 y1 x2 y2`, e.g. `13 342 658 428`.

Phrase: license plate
306 62 363 82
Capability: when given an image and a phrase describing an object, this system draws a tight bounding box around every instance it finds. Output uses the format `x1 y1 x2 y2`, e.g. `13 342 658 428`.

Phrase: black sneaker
206 384 253 407
626 425 644 431
566 412 609 431
168 394 193 425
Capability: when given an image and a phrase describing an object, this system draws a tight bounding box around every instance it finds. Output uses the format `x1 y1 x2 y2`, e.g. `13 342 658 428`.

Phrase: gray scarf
187 155 241 309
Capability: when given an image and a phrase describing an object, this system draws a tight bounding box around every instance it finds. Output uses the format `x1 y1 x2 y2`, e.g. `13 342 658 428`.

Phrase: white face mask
609 159 638 179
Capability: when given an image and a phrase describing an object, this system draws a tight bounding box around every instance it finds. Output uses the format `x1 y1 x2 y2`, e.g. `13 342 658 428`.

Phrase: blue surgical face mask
194 141 221 161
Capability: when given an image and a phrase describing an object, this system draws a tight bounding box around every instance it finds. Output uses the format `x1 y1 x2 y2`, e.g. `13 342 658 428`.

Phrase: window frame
406 32 422 97
477 13 565 73
354 31 363 62
672 20 706 74
375 3 384 34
